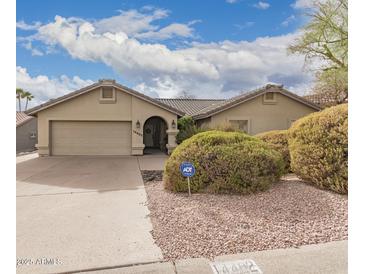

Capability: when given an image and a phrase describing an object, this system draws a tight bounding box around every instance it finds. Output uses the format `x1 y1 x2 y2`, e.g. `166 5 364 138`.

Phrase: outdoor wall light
136 120 141 129
171 120 176 129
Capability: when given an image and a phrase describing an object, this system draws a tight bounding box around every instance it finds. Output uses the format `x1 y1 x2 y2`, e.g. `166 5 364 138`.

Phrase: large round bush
164 130 285 194
288 104 348 194
256 130 290 173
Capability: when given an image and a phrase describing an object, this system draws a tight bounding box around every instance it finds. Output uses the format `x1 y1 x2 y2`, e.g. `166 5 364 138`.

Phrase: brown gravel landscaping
144 175 348 260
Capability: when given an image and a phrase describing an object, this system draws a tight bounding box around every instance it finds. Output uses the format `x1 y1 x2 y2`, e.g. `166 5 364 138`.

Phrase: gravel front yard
145 176 348 260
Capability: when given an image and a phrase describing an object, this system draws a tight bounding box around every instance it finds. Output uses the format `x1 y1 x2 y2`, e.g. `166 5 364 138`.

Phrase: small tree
24 91 34 111
288 0 348 103
313 66 347 103
16 88 25 111
176 116 200 144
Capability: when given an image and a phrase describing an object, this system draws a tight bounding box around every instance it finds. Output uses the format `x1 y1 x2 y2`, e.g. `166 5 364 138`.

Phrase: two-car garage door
51 121 131 155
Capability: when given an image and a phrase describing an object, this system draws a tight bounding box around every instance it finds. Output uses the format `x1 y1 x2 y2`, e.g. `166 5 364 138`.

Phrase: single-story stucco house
16 111 37 153
25 79 321 156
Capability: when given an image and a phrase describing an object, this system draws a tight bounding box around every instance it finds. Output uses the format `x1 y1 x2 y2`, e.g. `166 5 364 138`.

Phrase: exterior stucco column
166 129 179 154
131 119 145 155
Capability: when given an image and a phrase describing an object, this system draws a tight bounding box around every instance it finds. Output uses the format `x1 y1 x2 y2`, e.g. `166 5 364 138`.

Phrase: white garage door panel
52 121 131 155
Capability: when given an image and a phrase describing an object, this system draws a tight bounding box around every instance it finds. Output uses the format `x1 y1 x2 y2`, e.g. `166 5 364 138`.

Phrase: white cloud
16 66 94 108
94 8 168 36
18 13 314 100
16 20 42 31
226 0 239 3
253 1 271 10
23 41 44 56
281 15 296 27
135 23 195 40
291 0 324 10
92 7 198 41
17 7 197 43
35 16 219 79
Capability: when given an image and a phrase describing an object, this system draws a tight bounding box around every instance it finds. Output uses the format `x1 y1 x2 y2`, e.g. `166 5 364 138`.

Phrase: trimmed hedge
288 104 348 194
256 130 291 173
164 130 285 194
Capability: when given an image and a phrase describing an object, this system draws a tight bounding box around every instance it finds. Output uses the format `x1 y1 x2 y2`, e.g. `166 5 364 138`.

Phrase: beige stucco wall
201 93 317 135
36 86 178 155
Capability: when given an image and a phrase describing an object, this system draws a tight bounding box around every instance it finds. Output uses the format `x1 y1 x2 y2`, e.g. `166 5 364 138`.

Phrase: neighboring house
16 112 37 153
303 92 348 108
26 80 320 156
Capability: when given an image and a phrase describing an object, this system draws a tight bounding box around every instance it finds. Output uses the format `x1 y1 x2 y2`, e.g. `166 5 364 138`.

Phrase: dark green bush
176 116 201 144
164 130 285 194
256 130 291 173
288 104 348 194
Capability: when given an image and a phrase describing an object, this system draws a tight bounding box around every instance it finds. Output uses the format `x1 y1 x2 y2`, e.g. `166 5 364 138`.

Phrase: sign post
187 177 191 196
179 162 196 196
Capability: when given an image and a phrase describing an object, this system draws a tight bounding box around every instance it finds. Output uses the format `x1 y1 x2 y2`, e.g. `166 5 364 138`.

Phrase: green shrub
288 104 348 194
176 116 201 144
177 118 248 145
164 130 285 194
201 121 246 133
256 130 291 173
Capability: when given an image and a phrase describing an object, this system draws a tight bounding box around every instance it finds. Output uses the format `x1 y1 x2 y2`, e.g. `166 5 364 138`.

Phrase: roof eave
192 87 322 119
25 82 185 117
25 82 100 116
16 117 35 128
280 88 322 111
113 83 185 116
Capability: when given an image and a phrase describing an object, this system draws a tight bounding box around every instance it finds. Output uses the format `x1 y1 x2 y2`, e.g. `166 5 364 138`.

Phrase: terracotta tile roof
155 98 225 116
303 93 347 107
16 112 34 127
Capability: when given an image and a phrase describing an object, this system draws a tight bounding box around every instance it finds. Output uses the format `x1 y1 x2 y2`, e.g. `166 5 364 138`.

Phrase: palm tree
16 88 24 111
24 91 34 111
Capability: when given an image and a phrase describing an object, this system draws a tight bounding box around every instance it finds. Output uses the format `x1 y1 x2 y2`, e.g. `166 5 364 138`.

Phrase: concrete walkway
16 154 163 274
80 241 347 274
136 155 168 171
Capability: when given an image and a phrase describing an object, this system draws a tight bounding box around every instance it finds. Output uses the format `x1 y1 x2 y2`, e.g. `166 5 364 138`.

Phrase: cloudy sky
16 0 317 108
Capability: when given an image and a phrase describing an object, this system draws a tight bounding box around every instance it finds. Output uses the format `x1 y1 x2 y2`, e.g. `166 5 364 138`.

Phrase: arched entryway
143 116 168 154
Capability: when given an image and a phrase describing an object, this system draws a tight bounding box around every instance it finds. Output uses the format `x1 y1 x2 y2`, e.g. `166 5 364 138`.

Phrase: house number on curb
179 162 195 196
210 259 263 274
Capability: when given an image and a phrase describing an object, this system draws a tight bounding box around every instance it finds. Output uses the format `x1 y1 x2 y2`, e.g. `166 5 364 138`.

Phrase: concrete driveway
16 155 167 274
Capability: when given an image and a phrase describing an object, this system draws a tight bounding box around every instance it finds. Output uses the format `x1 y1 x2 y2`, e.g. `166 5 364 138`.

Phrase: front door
143 117 167 153
143 123 154 148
